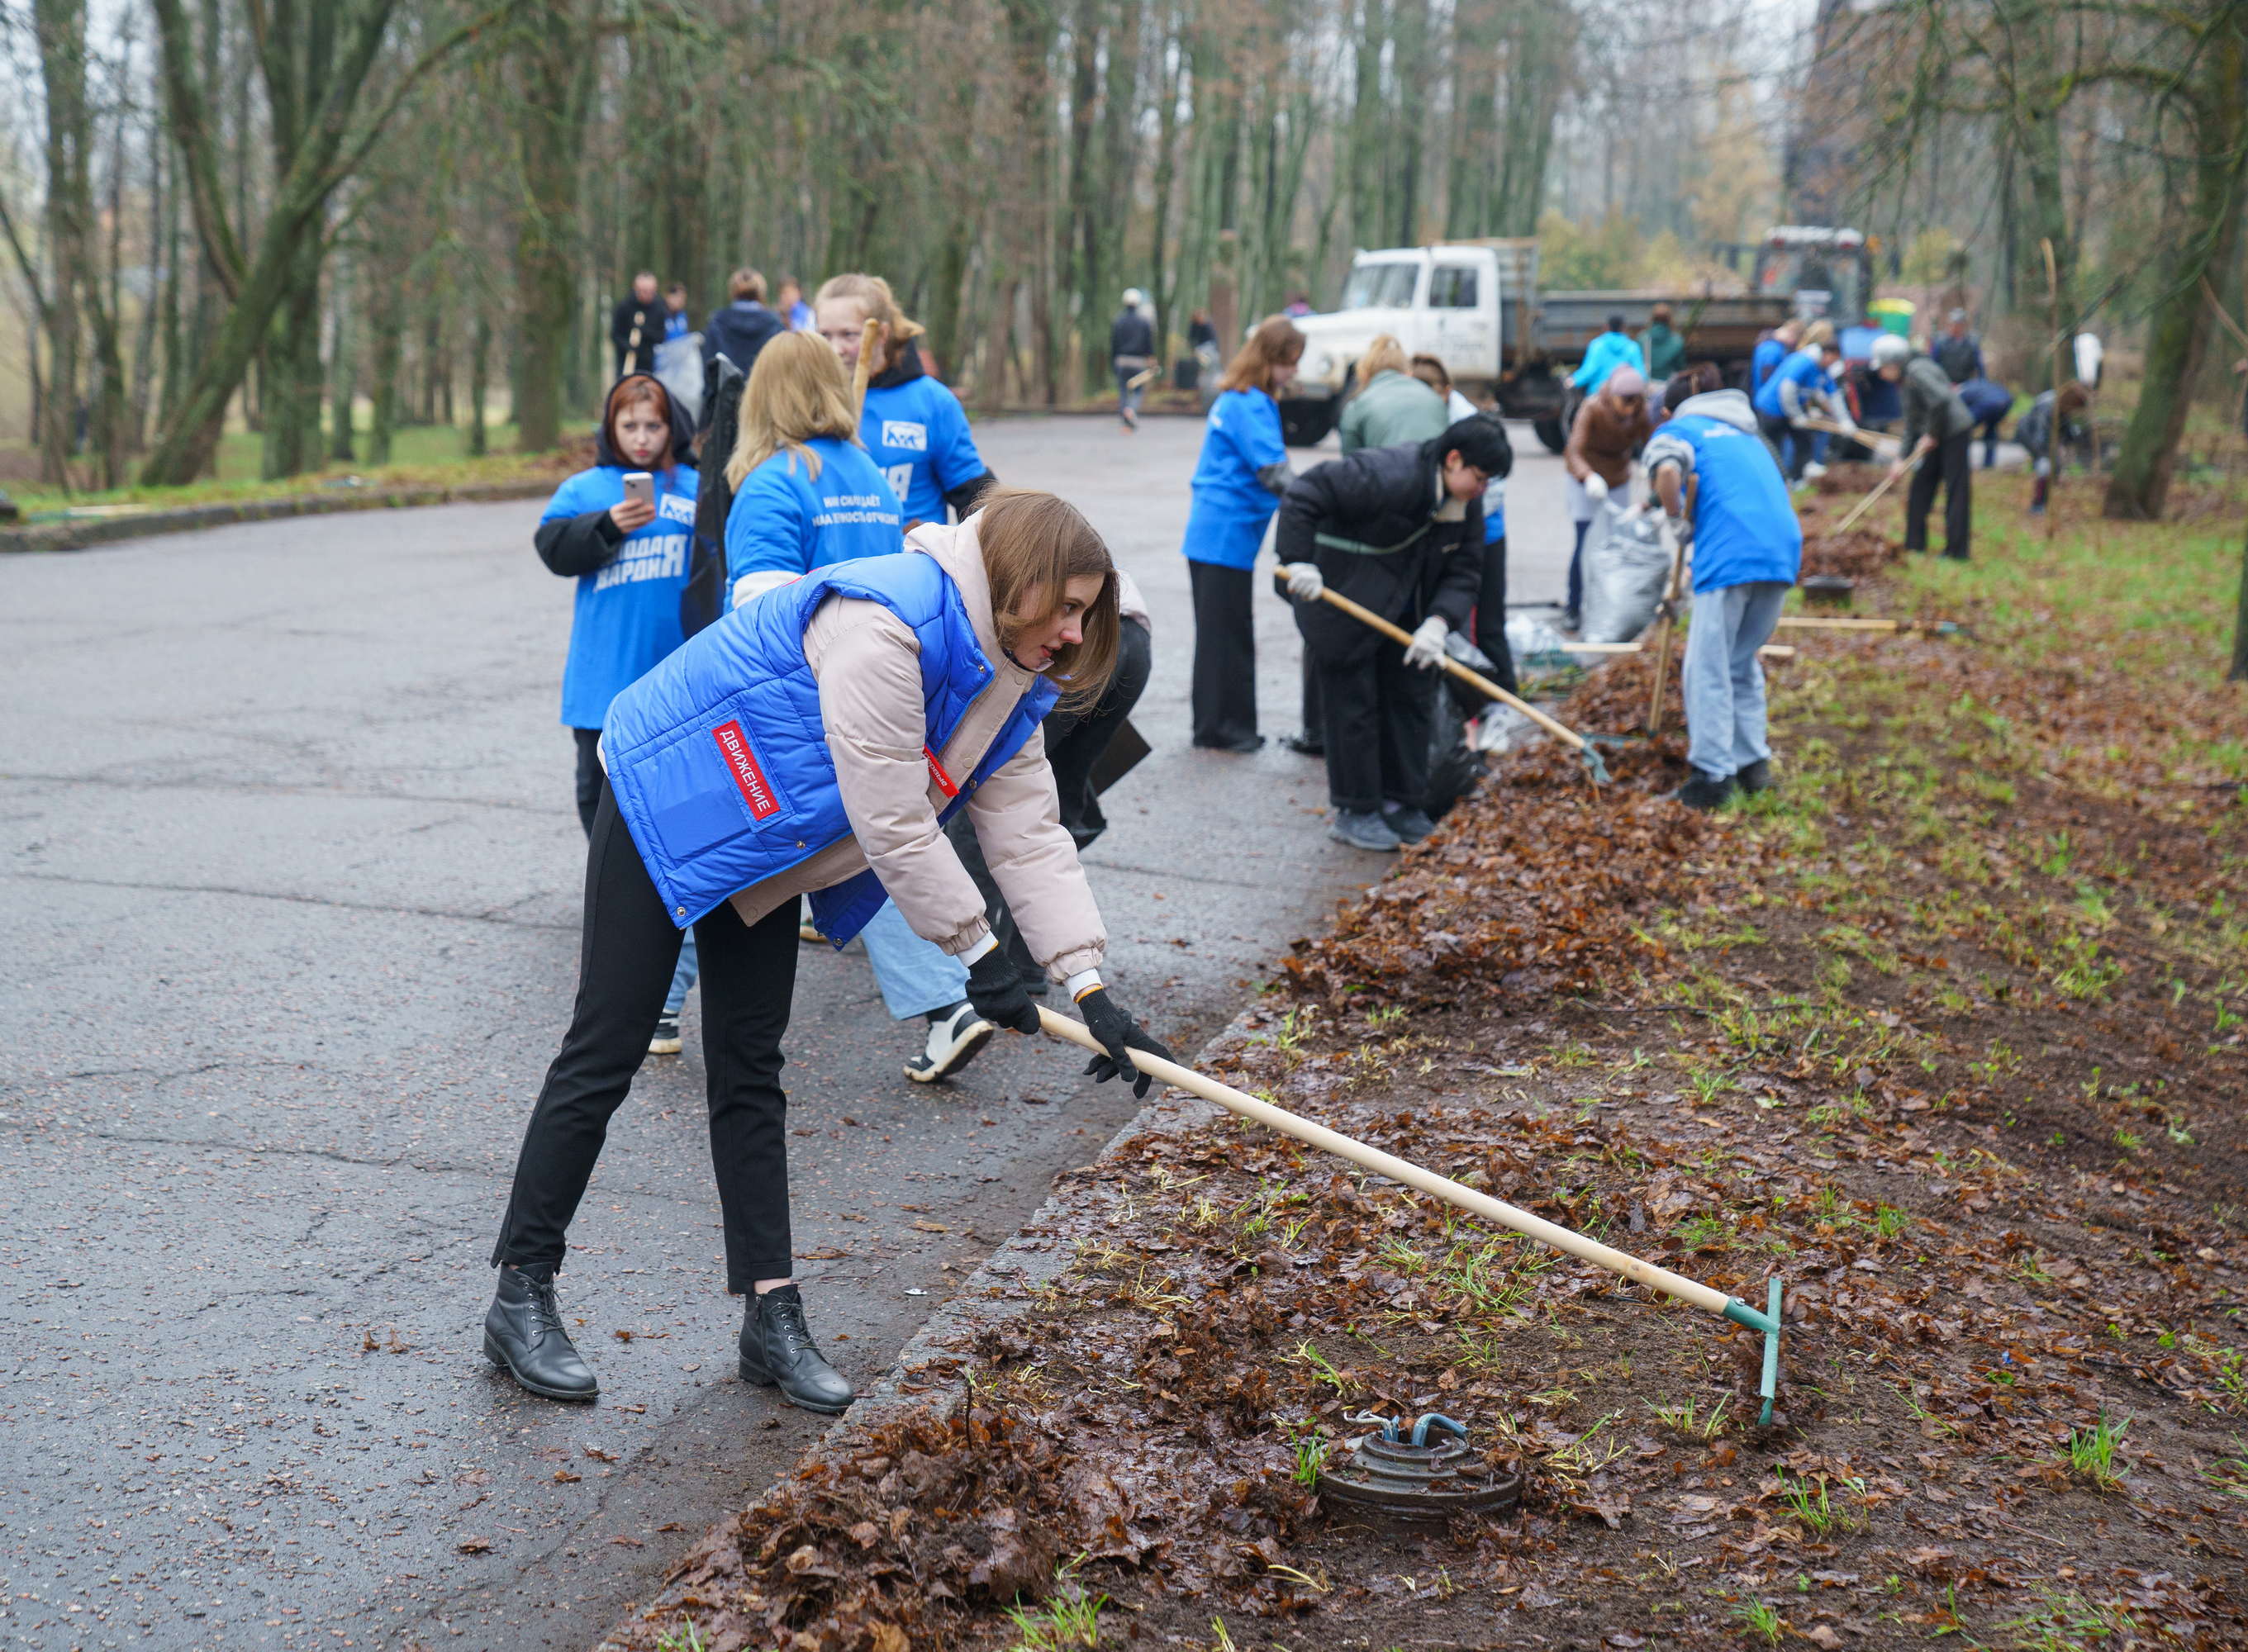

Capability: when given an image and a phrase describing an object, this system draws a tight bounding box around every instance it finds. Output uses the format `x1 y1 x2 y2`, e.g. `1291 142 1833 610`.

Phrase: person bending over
1872 333 1976 560
1561 366 1653 632
483 491 1173 1412
1644 377 1802 811
1276 414 1510 852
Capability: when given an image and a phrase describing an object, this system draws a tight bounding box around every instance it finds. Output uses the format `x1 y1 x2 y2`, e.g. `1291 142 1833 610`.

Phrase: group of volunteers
500 271 1170 1416
496 268 2070 1418
1178 320 1513 852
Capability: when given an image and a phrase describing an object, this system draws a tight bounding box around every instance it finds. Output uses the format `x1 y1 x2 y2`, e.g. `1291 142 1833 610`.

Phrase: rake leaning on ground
1034 1005 1790 1425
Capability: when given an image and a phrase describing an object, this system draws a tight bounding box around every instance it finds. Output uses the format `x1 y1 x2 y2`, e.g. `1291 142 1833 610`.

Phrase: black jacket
1110 308 1155 359
703 301 785 377
533 373 699 579
1277 440 1485 665
611 295 665 376
868 346 998 518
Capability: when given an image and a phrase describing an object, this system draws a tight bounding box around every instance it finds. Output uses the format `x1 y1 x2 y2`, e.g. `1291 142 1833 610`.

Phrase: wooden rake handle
1292 578 1595 756
1034 1005 1733 1316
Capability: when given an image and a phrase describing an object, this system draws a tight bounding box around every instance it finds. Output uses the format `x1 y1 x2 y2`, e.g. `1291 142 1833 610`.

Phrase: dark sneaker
1735 758 1775 795
1193 734 1264 754
739 1284 854 1413
1282 733 1325 757
648 1014 682 1056
905 1002 996 1084
1329 809 1404 852
483 1267 598 1401
1383 805 1438 844
1670 771 1740 811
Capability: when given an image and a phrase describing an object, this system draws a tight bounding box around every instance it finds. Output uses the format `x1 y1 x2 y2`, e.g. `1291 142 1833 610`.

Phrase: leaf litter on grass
610 529 2248 1651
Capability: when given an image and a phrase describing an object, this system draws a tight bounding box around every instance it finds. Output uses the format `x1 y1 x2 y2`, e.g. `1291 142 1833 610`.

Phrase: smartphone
623 472 654 508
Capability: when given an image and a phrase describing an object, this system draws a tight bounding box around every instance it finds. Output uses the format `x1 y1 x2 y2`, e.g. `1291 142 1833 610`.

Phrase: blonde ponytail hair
726 330 862 490
813 272 928 365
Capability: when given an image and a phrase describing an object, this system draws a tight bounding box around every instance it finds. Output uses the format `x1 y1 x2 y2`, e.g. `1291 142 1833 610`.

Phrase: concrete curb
0 477 558 554
592 1003 1271 1650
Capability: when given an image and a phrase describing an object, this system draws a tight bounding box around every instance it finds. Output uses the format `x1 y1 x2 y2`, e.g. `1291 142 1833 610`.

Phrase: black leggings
492 781 801 1292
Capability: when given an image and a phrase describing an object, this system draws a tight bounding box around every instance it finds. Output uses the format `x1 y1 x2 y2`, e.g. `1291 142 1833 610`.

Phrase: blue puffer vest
601 550 1058 939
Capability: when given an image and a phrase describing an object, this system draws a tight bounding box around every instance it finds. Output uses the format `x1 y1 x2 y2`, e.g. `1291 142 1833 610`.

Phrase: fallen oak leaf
456 1536 493 1555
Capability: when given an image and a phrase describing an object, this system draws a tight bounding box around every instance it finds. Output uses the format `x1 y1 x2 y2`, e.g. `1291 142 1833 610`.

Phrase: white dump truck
1279 239 1795 452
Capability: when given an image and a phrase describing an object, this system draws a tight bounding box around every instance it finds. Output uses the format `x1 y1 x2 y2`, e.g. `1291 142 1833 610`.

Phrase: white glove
1581 472 1610 503
730 568 799 610
1281 562 1324 601
1403 615 1450 671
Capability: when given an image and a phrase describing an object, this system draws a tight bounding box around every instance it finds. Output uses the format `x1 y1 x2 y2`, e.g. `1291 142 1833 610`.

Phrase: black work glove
1077 988 1176 1099
966 947 1040 1035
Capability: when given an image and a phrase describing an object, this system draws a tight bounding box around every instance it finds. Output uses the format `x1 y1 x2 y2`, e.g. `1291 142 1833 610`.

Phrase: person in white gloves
1274 415 1510 852
1561 368 1652 631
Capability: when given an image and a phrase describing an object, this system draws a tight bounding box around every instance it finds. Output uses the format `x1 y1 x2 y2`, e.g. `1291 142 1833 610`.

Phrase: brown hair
726 332 859 489
972 488 1119 713
1408 353 1452 394
729 266 767 301
1800 319 1836 350
2057 382 2091 415
1357 333 1411 381
602 374 674 470
1217 316 1306 395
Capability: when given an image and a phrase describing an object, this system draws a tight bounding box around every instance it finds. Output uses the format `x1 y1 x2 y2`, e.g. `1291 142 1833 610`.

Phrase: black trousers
1466 534 1518 704
950 618 1152 978
1315 639 1437 814
492 781 801 1292
1905 431 1973 559
572 728 604 838
1758 412 1805 482
1189 561 1257 747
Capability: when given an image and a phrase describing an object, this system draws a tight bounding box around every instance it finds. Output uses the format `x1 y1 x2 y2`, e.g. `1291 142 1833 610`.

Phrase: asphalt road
0 414 1576 1651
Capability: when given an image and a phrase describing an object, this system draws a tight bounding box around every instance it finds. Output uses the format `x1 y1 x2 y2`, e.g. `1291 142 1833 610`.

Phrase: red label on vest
924 745 959 799
712 721 781 819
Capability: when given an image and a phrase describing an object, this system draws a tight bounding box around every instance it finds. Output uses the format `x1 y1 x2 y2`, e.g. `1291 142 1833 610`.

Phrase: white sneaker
904 1002 996 1084
1804 461 1828 480
648 1014 683 1056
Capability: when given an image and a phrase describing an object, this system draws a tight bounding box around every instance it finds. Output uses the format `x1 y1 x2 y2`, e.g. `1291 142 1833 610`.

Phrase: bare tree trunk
368 279 402 466
506 3 597 452
2103 16 2248 521
468 313 490 457
328 254 356 462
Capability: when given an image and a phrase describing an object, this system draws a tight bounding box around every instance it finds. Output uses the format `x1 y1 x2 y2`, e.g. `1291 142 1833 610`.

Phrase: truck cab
1281 245 1507 446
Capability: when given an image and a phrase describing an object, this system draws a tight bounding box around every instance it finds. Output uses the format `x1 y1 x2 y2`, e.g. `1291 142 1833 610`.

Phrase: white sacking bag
1580 503 1673 643
1505 612 1576 672
654 332 706 429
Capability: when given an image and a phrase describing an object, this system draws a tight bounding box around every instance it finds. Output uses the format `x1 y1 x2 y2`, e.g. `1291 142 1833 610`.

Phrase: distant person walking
663 283 692 341
1111 289 1157 430
1180 316 1305 751
1872 333 1975 560
776 276 815 332
611 271 665 379
704 268 786 379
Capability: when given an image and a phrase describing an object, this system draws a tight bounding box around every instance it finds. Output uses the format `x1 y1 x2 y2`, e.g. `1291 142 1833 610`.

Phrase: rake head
1720 1277 1785 1426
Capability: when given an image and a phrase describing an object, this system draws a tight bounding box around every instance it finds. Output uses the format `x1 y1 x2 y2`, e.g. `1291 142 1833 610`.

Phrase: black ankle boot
1670 769 1739 811
1735 757 1775 795
739 1284 855 1414
483 1266 599 1401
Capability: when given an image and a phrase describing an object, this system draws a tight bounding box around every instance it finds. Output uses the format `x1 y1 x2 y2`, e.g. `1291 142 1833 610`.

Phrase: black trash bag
680 353 747 639
1423 681 1488 822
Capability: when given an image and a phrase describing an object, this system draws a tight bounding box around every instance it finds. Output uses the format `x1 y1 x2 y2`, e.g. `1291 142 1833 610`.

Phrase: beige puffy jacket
719 515 1109 980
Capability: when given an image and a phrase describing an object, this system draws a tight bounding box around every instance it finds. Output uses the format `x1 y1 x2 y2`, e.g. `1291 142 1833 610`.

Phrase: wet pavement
0 415 1573 1650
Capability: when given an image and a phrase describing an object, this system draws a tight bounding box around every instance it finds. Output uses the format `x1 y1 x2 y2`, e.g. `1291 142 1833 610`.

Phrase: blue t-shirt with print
544 464 701 729
860 377 986 523
724 435 904 579
1181 389 1287 570
1750 336 1787 394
